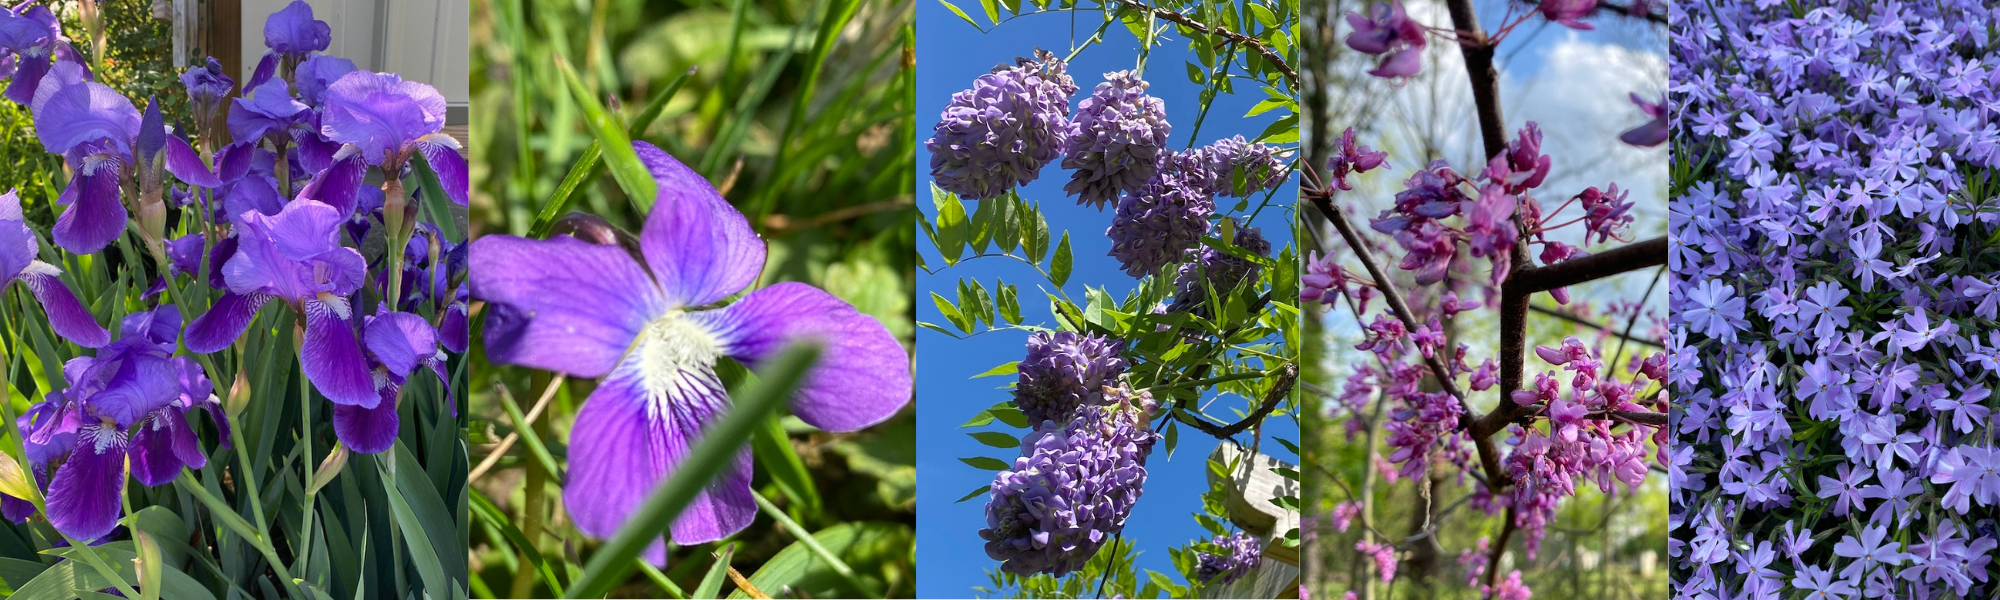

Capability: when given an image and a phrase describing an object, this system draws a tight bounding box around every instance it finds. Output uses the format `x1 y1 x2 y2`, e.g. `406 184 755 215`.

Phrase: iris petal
564 356 754 562
468 235 666 378
20 264 110 348
45 425 126 542
334 378 401 454
164 136 221 188
128 405 195 486
52 167 125 255
701 282 911 432
635 142 765 308
302 299 379 408
185 292 271 354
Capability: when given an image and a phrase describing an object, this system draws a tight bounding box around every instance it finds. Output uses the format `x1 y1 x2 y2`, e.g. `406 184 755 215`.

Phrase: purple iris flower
469 143 912 563
294 54 356 108
19 306 222 542
310 70 467 209
0 5 67 105
0 190 107 347
185 199 376 409
245 0 330 90
226 77 310 145
335 309 452 454
180 56 234 123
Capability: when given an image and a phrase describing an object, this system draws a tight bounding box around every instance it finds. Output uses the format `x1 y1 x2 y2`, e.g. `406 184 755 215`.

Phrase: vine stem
1103 0 1299 89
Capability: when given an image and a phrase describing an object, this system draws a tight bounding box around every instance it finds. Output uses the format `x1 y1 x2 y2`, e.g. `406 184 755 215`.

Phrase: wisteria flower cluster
980 384 1158 576
0 0 466 545
1669 1 2000 598
1194 531 1263 585
929 55 1293 277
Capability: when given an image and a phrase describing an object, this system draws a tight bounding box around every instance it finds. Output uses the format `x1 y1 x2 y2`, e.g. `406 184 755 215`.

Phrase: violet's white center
632 310 726 422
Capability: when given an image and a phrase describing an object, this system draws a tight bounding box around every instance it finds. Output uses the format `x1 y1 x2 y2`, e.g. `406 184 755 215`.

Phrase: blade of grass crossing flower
565 343 822 598
555 57 657 213
692 544 735 599
498 382 562 479
528 66 697 239
637 560 688 599
750 491 876 597
470 489 566 592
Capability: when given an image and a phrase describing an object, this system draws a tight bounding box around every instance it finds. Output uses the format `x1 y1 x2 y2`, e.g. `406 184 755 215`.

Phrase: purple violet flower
468 143 911 563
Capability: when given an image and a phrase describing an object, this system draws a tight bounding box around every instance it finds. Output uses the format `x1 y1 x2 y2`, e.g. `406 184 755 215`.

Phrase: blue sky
913 3 1301 597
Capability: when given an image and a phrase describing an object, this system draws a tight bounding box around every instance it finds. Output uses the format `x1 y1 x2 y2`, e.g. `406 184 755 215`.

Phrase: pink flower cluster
1383 390 1462 479
1367 123 1556 287
1356 540 1399 583
1501 337 1664 558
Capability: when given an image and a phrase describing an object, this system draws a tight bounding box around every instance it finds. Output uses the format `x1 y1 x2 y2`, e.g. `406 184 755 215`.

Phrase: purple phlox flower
1797 357 1852 420
1684 278 1747 343
0 5 67 106
1858 467 1920 528
1794 281 1853 340
1878 308 1954 353
1060 70 1169 208
1932 445 2000 514
1832 525 1910 591
469 143 911 563
1620 93 1667 147
1817 464 1873 517
1735 540 1783 595
225 77 308 144
304 70 466 215
1932 382 1991 434
1793 565 1856 600
179 56 234 123
927 49 1075 200
1326 127 1387 190
336 310 454 454
1345 2 1426 79
1902 521 1979 594
1538 0 1595 29
0 190 107 347
1849 228 1895 292
185 198 376 412
22 306 210 542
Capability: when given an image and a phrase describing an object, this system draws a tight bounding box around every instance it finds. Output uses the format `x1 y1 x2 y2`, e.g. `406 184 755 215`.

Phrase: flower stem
293 332 317 575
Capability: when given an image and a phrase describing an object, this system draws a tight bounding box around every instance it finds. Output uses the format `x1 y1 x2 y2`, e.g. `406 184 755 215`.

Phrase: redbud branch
1104 0 1299 90
1518 0 1669 25
1505 236 1668 294
1526 304 1665 349
1587 410 1669 427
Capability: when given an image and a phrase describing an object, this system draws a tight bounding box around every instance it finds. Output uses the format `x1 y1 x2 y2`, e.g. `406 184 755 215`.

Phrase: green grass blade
378 450 451 596
564 344 822 598
555 57 657 213
690 545 732 599
750 491 875 597
528 66 698 239
469 490 567 593
411 154 461 243
497 382 562 480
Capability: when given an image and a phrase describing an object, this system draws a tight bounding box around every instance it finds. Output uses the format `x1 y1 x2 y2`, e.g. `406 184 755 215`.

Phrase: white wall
239 0 468 108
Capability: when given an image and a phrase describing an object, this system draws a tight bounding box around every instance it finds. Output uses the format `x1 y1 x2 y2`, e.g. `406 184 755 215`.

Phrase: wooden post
1203 442 1302 599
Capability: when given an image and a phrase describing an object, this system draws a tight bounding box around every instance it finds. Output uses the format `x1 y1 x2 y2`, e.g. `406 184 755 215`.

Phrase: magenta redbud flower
1620 93 1667 147
1345 2 1426 79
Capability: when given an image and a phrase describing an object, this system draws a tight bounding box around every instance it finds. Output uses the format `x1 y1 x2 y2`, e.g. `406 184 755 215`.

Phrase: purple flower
927 50 1076 200
180 56 234 122
1345 2 1426 79
185 199 376 411
335 310 454 454
0 5 65 106
981 387 1156 577
1538 0 1595 29
1106 172 1214 277
1014 331 1126 426
1172 222 1270 312
1880 308 1954 353
1195 532 1262 585
1619 93 1666 147
1932 445 2000 514
1061 70 1169 208
294 54 356 108
1190 136 1292 198
225 77 309 144
1326 127 1387 191
312 70 467 210
20 306 222 542
1815 464 1871 517
1793 565 1855 600
1683 278 1746 342
263 0 330 58
0 191 108 347
469 143 911 563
